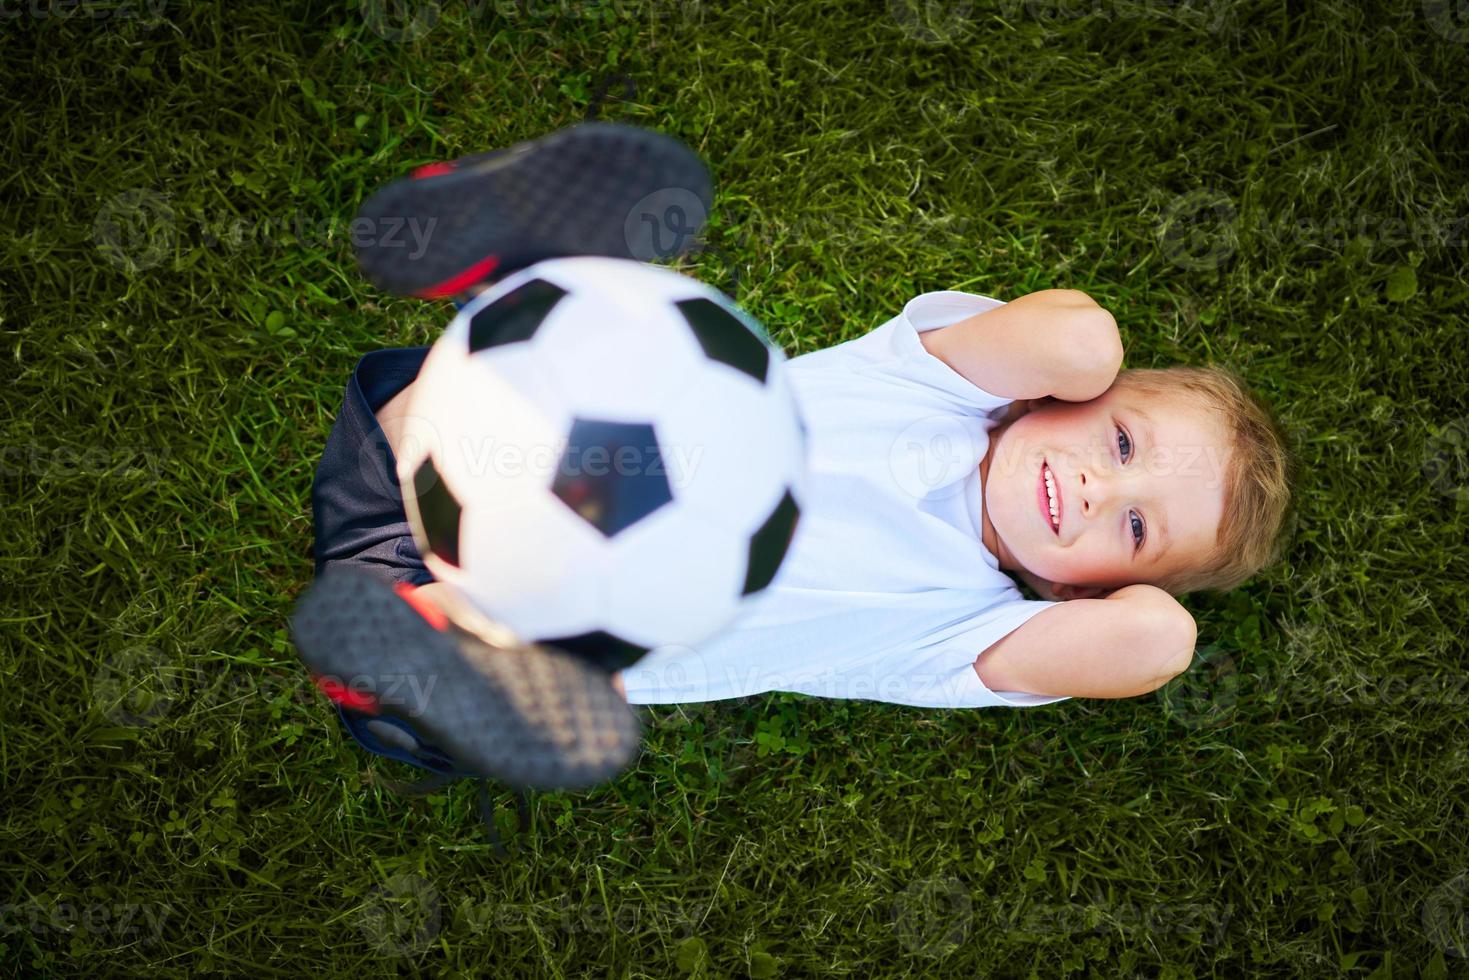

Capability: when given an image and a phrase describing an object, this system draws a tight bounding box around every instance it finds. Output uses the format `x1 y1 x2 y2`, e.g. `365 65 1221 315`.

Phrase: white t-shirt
618 289 1072 710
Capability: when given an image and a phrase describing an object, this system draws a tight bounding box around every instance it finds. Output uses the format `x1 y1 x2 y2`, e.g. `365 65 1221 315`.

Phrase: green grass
3 0 1468 975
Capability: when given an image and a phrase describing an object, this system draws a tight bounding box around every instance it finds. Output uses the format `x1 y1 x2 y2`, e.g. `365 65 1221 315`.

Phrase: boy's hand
919 288 1124 403
1013 566 1118 602
993 394 1055 427
1012 565 1060 601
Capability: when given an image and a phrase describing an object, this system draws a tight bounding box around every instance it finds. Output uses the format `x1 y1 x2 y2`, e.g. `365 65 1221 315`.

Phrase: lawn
3 0 1468 976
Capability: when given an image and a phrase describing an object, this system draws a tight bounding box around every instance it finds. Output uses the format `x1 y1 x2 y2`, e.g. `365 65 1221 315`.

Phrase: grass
2 0 1468 975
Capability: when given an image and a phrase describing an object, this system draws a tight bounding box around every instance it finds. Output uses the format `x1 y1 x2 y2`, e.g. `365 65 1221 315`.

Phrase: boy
295 122 1295 792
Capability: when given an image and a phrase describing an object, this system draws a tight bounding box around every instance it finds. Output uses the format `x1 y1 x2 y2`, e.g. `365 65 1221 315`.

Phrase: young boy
295 122 1295 792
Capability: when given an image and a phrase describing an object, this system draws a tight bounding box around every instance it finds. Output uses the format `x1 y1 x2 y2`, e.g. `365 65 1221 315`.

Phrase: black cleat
352 121 714 299
289 565 643 792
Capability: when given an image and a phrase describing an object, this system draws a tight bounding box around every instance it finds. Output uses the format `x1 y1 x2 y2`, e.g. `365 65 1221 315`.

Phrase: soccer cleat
289 565 644 792
352 121 715 299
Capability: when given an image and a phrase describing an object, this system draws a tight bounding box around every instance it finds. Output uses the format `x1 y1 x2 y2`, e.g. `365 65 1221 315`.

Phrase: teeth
1043 464 1059 528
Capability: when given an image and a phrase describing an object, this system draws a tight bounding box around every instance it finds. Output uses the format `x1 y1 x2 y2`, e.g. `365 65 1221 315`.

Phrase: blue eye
1117 424 1144 551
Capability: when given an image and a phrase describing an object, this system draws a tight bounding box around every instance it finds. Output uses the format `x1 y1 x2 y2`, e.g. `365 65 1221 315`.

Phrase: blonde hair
1109 365 1299 597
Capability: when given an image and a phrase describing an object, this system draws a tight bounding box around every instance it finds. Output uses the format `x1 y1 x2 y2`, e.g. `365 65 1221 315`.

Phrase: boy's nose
1078 468 1109 516
1077 467 1132 517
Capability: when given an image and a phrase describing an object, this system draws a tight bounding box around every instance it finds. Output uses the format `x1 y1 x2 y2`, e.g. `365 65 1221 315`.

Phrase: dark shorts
310 344 475 773
311 345 436 589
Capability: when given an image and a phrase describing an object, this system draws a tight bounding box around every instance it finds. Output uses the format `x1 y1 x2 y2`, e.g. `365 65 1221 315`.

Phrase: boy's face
978 386 1230 598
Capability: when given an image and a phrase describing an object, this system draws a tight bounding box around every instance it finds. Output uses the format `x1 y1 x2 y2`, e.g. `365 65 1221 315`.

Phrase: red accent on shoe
417 254 504 300
411 161 457 179
313 674 380 713
393 581 451 632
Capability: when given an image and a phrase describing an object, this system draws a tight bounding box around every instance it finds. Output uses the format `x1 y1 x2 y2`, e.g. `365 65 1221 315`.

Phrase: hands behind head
1016 567 1113 603
995 395 1055 426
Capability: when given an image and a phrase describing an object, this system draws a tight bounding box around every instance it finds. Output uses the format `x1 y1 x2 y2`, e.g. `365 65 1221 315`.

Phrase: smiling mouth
1039 460 1061 535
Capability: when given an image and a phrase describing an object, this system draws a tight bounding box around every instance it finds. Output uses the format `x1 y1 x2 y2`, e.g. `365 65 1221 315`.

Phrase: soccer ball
395 256 807 671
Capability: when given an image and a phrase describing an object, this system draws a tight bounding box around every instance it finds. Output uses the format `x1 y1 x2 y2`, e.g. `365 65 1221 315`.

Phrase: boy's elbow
1051 308 1123 402
1113 584 1197 686
1071 308 1123 377
1151 607 1199 684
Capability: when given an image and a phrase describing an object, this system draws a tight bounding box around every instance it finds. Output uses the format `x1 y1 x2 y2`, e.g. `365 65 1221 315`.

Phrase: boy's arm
918 288 1124 402
974 584 1197 699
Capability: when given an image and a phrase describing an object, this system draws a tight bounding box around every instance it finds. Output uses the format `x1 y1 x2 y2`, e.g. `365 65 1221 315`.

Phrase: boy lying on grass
294 121 1297 793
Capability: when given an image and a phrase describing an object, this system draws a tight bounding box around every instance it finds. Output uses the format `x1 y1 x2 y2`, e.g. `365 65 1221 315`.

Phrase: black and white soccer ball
396 256 807 671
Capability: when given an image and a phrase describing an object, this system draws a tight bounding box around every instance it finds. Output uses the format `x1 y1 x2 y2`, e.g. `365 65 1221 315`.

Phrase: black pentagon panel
674 297 771 384
551 418 672 538
467 278 569 353
538 630 651 674
742 488 800 596
410 455 463 567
